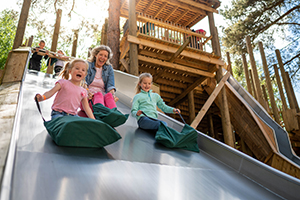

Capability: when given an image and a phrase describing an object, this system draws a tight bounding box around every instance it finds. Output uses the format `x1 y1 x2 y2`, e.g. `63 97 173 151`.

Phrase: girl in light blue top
131 73 180 131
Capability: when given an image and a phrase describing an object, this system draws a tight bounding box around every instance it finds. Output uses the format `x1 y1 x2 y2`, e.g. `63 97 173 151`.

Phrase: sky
1 0 299 102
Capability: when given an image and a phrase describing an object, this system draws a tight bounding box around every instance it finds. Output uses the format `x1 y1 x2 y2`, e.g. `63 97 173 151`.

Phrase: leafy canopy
0 9 18 69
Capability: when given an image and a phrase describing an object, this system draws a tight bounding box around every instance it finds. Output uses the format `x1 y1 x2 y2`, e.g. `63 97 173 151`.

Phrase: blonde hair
87 45 113 65
59 58 88 85
135 72 153 94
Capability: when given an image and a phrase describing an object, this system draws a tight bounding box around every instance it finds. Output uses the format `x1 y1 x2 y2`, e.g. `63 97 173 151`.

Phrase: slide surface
1 70 300 200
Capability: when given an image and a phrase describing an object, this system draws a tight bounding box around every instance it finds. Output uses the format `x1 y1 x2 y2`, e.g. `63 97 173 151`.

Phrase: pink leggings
78 92 116 117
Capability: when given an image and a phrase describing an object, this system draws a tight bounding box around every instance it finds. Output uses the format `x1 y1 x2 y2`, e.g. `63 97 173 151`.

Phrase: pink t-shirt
89 67 105 94
52 79 87 115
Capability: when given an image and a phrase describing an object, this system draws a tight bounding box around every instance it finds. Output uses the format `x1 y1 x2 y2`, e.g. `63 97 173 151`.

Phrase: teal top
131 89 175 120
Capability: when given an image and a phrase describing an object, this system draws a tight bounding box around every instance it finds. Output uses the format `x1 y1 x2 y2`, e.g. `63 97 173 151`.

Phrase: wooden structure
119 0 224 135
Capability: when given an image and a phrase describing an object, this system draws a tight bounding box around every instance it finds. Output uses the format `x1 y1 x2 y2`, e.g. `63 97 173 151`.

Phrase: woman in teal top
131 73 180 131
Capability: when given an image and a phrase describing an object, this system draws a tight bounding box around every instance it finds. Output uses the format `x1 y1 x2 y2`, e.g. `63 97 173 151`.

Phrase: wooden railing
123 13 212 52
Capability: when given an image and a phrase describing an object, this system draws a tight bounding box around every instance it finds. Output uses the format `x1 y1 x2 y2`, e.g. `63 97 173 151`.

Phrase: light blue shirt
131 89 174 120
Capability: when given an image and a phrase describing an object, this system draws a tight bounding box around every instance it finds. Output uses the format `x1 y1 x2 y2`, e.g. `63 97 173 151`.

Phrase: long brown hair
135 73 153 94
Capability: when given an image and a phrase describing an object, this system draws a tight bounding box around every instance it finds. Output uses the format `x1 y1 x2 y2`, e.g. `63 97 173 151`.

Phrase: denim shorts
51 110 78 120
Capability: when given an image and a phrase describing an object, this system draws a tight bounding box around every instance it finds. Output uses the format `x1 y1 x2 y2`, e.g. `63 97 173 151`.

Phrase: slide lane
1 70 300 199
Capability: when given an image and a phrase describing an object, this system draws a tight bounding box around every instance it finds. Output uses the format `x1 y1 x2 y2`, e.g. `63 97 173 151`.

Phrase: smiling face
69 61 87 85
139 77 152 92
95 50 109 68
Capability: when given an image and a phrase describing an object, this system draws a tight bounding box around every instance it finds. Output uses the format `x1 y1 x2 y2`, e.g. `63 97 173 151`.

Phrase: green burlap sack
155 122 200 152
92 103 129 127
44 116 121 148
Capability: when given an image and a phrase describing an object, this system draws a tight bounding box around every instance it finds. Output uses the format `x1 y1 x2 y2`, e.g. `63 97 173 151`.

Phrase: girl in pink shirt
36 58 95 120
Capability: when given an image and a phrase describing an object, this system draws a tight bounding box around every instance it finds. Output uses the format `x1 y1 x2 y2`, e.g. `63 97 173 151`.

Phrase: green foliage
0 9 18 69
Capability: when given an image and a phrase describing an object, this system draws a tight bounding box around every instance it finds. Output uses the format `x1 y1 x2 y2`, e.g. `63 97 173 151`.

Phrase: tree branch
259 4 300 34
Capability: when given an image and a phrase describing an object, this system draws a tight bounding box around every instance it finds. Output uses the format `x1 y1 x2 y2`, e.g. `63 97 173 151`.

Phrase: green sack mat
44 116 121 148
35 96 121 148
92 103 129 127
155 122 200 153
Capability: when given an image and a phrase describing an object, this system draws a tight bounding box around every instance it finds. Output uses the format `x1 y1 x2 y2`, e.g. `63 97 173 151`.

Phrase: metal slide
1 68 300 200
226 75 300 166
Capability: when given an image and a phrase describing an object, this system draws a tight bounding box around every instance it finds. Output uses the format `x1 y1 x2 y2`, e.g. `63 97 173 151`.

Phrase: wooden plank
120 58 129 72
137 15 210 39
169 37 190 63
169 76 208 106
128 35 224 65
177 0 218 13
191 72 230 128
154 2 167 18
2 49 30 83
138 55 215 77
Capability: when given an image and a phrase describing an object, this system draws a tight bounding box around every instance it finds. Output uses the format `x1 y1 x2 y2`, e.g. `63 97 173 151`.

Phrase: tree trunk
107 0 121 70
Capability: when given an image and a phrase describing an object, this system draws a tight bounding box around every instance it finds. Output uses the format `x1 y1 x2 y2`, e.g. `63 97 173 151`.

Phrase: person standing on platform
29 40 49 72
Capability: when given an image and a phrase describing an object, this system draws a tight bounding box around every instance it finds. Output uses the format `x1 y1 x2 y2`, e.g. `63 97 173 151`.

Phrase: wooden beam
169 37 190 63
191 72 230 128
164 0 206 16
138 55 215 77
163 6 178 21
139 49 210 71
154 2 167 18
177 0 218 13
173 10 189 24
143 0 155 14
184 13 201 27
169 76 208 106
137 15 210 39
120 58 129 72
128 35 224 65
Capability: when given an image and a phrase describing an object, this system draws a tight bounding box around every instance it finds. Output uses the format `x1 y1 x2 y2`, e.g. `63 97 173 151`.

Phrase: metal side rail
1 70 300 200
227 74 300 166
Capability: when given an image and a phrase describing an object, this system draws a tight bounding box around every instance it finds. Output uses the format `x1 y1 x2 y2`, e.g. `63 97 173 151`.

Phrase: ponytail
59 61 71 80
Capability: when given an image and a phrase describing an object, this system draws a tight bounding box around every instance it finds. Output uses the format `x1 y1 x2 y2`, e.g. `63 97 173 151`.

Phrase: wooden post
285 72 299 112
13 0 31 49
249 69 257 99
188 90 195 124
108 0 121 70
47 9 62 75
101 18 108 45
258 42 280 123
51 9 62 53
208 12 234 147
276 49 296 110
208 113 215 138
226 52 233 74
245 36 264 107
191 72 230 128
128 0 139 76
71 29 79 57
273 64 288 111
242 54 253 95
261 84 270 112
27 35 33 47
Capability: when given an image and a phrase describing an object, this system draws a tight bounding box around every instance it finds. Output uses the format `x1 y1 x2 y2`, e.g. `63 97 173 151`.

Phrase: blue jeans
51 110 78 120
138 116 167 131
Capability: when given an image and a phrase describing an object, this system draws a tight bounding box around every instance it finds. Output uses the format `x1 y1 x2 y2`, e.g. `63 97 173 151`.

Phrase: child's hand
35 94 45 102
136 110 143 116
114 95 119 103
173 108 180 114
87 90 93 100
